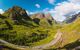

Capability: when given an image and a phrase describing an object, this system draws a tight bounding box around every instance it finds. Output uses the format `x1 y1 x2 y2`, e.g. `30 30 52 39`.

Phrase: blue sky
0 0 80 21
0 0 67 12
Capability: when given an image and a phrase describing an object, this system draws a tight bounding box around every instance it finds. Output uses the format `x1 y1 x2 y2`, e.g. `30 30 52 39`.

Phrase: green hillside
0 6 80 50
49 16 80 50
0 6 60 50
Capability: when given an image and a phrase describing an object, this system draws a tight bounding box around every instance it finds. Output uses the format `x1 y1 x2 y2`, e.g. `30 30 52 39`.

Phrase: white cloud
26 10 29 14
35 4 40 8
68 0 80 3
29 11 39 15
26 11 35 15
0 9 4 14
43 8 49 12
48 0 55 5
50 1 80 21
26 10 36 15
48 9 54 13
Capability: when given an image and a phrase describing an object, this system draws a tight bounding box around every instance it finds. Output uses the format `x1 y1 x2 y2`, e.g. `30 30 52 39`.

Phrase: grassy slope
49 17 80 50
61 17 80 46
0 17 60 47
32 25 60 46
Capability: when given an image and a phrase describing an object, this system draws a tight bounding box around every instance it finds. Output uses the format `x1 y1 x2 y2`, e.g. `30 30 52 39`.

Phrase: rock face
64 12 80 23
45 13 53 20
31 13 45 19
31 13 55 25
3 6 31 24
31 13 53 20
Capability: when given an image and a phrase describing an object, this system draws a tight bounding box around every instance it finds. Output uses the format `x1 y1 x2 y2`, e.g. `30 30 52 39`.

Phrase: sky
0 0 80 21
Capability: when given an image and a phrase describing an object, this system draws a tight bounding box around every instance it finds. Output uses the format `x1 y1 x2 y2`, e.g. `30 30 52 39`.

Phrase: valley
0 6 80 50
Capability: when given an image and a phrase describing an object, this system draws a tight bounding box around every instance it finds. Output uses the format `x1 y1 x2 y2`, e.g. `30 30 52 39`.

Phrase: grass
31 24 61 46
32 29 57 46
49 17 80 50
0 23 60 46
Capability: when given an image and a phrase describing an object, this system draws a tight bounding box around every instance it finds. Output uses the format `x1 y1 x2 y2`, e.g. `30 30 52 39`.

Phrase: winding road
0 30 62 50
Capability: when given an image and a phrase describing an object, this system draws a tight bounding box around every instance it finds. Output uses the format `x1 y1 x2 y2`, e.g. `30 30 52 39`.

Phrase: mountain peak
3 6 31 24
13 6 22 9
5 6 26 14
64 12 80 23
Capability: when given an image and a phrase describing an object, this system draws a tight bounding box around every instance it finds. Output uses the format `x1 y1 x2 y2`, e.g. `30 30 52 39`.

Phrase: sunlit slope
61 17 80 46
50 17 80 50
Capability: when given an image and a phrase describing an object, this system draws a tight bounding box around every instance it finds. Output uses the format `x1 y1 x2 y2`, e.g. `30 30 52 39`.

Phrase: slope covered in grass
0 6 60 50
49 16 80 50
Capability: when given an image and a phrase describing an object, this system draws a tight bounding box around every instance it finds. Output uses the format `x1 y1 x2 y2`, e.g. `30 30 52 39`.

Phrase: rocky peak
31 13 55 25
44 13 54 20
31 13 45 19
64 12 80 23
3 6 31 21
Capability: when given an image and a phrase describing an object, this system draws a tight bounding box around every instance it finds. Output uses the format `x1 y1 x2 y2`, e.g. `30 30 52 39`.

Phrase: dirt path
32 30 62 50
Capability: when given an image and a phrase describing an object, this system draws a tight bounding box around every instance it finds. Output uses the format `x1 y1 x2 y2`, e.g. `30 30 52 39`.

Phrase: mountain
61 17 80 49
51 13 80 50
64 12 80 23
4 6 31 20
0 6 60 50
3 6 32 25
31 13 56 25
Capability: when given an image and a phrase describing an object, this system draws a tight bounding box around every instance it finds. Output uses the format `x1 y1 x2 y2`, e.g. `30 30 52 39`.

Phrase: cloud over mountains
49 0 80 21
0 9 4 14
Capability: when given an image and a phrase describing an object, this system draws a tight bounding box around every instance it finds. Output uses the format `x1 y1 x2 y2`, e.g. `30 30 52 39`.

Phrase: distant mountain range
63 12 80 23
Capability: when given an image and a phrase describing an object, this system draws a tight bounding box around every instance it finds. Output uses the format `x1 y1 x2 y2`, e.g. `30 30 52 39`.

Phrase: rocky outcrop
31 13 55 25
64 12 80 23
3 6 31 24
